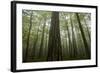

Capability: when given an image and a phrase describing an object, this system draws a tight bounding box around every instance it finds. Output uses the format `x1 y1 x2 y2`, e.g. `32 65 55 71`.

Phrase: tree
65 17 72 58
39 18 46 58
47 12 62 61
31 21 40 59
70 14 77 58
22 10 91 62
24 11 33 62
76 13 90 58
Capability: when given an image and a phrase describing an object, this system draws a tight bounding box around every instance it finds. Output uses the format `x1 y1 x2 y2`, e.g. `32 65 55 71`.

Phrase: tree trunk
65 21 72 58
70 14 77 58
31 23 40 58
44 32 48 58
24 11 33 62
47 12 62 61
39 19 46 58
84 18 91 40
76 13 90 58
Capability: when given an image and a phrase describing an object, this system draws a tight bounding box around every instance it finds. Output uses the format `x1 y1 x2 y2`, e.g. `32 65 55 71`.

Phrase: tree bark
47 12 62 61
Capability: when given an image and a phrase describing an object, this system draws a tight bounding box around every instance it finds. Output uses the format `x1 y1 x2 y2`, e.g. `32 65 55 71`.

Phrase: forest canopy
22 10 91 62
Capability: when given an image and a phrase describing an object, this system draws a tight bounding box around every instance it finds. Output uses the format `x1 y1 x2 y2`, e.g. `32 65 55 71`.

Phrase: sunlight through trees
22 10 91 62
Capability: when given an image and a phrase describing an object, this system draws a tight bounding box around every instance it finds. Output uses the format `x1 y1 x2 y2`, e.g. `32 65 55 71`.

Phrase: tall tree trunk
39 19 46 58
73 13 85 58
83 17 91 56
47 12 62 61
65 21 72 58
31 23 40 58
64 31 69 58
44 32 48 58
24 11 33 62
76 13 90 58
70 14 77 58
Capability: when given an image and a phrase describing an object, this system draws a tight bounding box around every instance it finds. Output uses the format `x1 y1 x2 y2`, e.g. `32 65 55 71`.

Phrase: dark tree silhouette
76 13 90 58
47 12 62 61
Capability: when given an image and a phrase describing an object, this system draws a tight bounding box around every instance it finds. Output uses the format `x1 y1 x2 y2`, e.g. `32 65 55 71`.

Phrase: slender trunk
70 14 77 58
39 19 46 58
65 21 72 58
31 23 40 58
31 26 39 58
76 13 90 58
64 31 69 58
44 32 48 58
84 19 91 40
73 13 85 58
24 11 33 62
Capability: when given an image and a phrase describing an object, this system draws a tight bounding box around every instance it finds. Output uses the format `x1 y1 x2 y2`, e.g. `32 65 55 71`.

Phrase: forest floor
23 56 90 63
